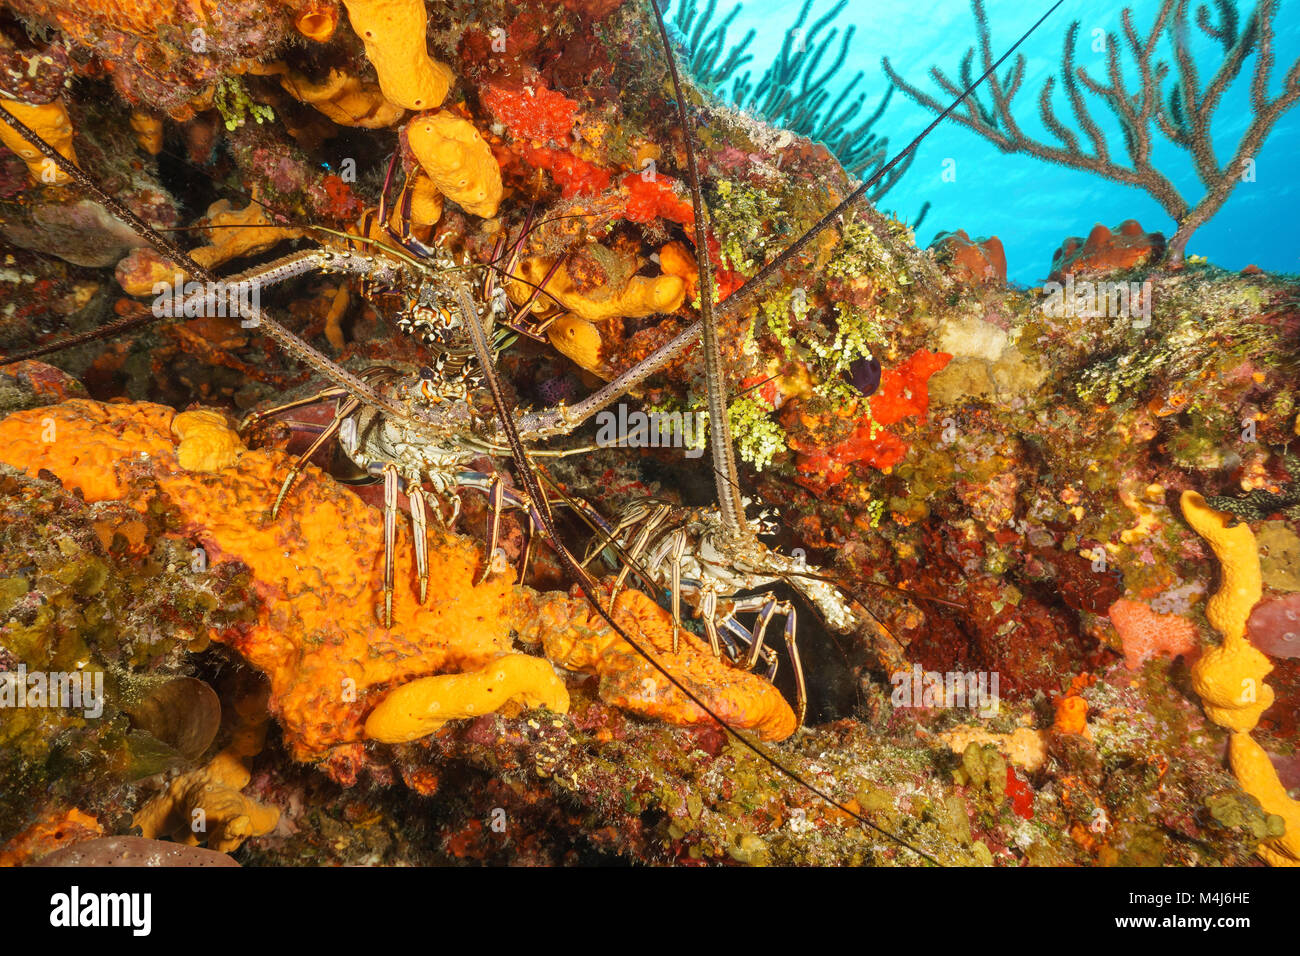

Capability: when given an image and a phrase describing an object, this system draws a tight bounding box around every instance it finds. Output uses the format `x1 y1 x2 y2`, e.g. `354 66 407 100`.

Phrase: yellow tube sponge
1193 636 1275 732
0 97 77 184
364 654 569 743
1180 490 1262 642
407 110 502 218
1228 732 1300 866
171 409 244 473
341 0 453 111
295 0 340 42
547 314 607 377
1181 491 1273 732
509 257 685 323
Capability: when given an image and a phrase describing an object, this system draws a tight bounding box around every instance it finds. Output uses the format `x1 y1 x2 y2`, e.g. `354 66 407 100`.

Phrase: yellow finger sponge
134 751 280 854
0 98 77 184
407 110 502 218
341 0 453 111
1228 732 1300 866
1181 491 1274 732
1180 491 1262 642
364 654 570 743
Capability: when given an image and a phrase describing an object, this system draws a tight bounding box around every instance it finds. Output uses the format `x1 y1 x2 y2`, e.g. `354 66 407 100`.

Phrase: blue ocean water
700 0 1300 282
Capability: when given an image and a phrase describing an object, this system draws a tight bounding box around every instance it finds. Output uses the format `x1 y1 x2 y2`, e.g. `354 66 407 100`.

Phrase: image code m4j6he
0 0 1296 870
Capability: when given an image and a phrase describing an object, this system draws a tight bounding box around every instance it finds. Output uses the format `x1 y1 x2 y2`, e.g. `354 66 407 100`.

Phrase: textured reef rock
0 0 1297 867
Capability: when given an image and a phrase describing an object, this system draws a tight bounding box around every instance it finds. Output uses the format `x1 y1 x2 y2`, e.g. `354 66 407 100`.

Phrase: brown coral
929 230 1006 285
1049 220 1166 280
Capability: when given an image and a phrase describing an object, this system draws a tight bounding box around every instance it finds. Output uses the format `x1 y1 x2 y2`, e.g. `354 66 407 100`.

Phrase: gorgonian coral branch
883 0 1300 265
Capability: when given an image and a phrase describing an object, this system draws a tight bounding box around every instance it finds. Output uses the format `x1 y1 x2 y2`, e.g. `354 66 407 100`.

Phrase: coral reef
0 0 1296 873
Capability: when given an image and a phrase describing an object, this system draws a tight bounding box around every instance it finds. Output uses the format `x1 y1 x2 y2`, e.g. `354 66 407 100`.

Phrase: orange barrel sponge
0 97 77 184
341 0 453 111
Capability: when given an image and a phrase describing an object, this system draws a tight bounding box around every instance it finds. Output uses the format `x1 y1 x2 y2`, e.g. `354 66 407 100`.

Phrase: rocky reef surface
0 0 1296 867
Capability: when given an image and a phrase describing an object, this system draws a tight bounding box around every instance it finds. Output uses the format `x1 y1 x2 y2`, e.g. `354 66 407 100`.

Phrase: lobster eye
419 366 436 380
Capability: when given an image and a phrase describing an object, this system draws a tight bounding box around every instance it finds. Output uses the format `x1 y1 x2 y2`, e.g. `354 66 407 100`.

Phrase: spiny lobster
0 0 1065 864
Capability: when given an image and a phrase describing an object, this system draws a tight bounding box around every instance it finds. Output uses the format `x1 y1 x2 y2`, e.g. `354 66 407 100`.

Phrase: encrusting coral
1181 490 1296 865
1107 598 1198 671
0 400 520 759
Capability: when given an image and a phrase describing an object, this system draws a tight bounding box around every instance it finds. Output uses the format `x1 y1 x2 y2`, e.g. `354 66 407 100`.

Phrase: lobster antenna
0 99 430 425
650 0 750 545
450 274 941 865
713 0 1066 320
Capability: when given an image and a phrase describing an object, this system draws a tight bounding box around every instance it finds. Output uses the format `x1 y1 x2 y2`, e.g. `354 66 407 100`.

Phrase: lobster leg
380 462 400 628
716 594 804 725
480 473 507 586
668 528 687 654
270 395 361 518
608 503 672 609
408 481 430 604
238 386 351 437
